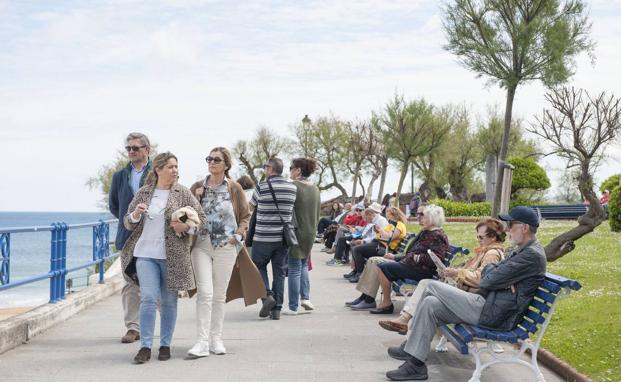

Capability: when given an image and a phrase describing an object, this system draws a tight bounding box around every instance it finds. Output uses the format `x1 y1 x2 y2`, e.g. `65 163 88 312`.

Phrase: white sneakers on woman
209 339 226 355
187 341 210 358
300 300 315 311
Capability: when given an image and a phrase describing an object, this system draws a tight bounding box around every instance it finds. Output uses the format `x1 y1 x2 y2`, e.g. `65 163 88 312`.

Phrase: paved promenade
1 244 563 382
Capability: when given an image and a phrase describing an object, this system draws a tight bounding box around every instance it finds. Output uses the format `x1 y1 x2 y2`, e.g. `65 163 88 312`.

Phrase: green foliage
429 199 491 217
476 109 540 161
508 157 551 194
609 185 621 232
600 174 621 193
418 221 621 381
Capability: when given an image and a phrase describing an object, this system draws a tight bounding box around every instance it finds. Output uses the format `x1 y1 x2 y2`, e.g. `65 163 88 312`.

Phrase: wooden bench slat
545 272 582 291
530 298 551 314
439 325 469 354
535 289 557 304
526 309 546 325
542 279 562 293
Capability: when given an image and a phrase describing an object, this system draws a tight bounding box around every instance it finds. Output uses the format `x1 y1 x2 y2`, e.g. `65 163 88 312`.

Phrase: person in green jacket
283 157 321 315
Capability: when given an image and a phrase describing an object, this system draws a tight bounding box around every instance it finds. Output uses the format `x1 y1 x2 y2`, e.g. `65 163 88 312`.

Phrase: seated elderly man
346 204 448 313
385 206 546 381
325 202 367 261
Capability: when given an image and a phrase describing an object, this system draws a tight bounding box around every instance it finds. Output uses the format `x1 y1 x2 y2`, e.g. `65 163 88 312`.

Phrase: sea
0 212 118 309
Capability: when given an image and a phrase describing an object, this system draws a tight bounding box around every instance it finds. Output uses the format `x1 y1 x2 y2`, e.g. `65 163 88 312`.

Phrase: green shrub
430 199 491 217
609 185 621 232
600 174 620 193
508 157 551 194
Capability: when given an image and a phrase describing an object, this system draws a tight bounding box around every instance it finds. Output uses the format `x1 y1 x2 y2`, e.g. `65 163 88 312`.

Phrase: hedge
429 198 549 217
600 174 621 193
609 185 621 232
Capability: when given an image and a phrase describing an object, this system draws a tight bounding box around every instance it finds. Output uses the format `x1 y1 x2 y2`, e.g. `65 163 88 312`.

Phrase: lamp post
302 114 311 156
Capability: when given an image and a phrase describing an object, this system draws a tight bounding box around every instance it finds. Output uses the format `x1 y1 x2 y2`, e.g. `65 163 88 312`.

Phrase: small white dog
171 206 201 237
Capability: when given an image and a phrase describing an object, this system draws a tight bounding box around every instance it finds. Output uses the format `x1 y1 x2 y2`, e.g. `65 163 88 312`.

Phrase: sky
0 0 620 212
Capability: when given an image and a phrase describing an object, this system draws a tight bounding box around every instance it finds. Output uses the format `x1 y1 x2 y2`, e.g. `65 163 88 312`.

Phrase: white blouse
133 189 169 260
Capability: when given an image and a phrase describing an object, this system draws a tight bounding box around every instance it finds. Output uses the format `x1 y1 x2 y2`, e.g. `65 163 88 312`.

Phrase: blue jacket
108 161 151 250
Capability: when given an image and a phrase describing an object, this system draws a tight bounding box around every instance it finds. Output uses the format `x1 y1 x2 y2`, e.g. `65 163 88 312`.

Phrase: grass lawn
406 220 621 382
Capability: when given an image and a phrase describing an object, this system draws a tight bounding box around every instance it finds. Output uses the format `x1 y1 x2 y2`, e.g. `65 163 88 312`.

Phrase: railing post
50 223 58 303
59 223 67 300
0 232 10 286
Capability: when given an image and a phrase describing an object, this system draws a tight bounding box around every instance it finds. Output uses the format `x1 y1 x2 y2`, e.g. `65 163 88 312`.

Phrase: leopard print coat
121 183 206 291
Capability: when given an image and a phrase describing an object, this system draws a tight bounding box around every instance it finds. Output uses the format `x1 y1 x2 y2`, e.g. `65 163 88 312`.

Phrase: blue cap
498 206 540 228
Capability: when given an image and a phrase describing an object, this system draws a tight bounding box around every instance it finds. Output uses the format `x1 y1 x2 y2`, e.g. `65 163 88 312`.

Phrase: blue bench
391 244 470 296
438 272 582 382
531 204 587 219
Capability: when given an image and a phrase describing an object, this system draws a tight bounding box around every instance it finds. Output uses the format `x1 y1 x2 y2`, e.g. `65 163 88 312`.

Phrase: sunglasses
417 212 425 217
477 234 489 240
205 156 224 164
125 145 146 152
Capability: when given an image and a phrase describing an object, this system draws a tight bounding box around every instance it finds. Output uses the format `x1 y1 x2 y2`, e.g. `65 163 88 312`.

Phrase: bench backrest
395 233 417 256
446 245 469 266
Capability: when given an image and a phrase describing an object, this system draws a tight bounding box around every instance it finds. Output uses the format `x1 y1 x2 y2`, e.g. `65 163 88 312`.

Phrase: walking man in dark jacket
109 132 152 343
385 206 546 381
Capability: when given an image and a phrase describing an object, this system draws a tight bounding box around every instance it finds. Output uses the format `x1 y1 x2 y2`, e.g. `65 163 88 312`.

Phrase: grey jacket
478 239 546 331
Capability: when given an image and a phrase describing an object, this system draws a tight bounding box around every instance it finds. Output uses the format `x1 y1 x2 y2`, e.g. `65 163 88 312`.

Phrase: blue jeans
136 257 178 349
287 257 310 311
251 241 288 310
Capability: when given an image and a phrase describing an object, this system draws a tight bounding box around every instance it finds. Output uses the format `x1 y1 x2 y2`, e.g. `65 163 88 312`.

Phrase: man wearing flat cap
384 206 547 381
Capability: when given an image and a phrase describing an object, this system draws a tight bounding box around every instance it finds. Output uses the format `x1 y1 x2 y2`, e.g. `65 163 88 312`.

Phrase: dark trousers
251 241 288 310
352 240 385 274
378 261 434 282
317 218 336 234
334 236 351 262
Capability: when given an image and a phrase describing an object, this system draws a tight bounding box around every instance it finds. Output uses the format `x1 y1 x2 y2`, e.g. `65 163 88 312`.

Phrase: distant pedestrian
122 152 205 364
283 158 321 315
248 157 297 320
236 175 256 203
187 147 251 358
109 132 152 344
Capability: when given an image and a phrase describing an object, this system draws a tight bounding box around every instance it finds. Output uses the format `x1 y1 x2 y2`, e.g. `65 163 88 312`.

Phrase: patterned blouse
199 177 238 247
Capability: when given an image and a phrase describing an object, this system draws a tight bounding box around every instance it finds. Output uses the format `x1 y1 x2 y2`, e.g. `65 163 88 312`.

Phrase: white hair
424 204 445 228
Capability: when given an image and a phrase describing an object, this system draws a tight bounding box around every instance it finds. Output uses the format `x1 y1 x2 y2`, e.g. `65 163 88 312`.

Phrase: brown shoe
133 347 151 364
158 346 171 361
379 320 408 335
122 329 140 343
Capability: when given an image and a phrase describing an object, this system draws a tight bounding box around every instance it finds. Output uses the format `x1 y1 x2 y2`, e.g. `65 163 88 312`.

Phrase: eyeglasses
477 234 489 240
205 156 224 164
125 145 146 152
417 212 425 217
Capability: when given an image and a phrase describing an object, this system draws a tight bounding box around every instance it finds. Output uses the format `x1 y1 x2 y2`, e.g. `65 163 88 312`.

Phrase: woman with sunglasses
187 147 251 358
282 158 321 315
378 218 505 335
122 152 206 364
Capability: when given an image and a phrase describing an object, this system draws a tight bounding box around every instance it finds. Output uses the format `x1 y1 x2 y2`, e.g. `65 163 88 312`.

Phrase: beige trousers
191 237 237 342
122 281 140 331
355 257 390 298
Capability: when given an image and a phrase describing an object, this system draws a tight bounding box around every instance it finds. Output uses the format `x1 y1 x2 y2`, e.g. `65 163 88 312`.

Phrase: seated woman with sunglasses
346 206 408 284
122 152 206 364
378 218 505 336
347 205 448 313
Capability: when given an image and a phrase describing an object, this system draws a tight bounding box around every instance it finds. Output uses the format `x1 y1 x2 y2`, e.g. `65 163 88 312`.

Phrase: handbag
244 208 257 247
266 180 298 248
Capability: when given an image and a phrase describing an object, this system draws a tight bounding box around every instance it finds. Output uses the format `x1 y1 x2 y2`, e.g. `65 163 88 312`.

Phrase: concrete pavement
0 244 563 382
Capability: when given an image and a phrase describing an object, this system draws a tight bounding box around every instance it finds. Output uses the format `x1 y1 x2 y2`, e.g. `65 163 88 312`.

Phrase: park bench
438 272 582 382
391 243 470 296
531 204 587 220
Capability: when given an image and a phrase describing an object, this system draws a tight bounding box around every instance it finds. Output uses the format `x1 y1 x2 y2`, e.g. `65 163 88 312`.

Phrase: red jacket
343 214 366 227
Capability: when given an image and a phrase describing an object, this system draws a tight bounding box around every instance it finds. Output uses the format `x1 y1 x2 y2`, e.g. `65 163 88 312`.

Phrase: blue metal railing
0 219 119 303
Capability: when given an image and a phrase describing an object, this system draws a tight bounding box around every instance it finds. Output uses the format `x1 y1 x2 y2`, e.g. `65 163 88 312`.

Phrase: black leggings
352 240 385 273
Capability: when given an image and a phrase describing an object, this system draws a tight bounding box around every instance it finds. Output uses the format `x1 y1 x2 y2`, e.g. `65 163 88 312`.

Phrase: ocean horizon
0 212 118 308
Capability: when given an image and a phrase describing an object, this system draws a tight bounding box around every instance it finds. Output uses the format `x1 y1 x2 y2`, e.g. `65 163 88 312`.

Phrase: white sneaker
187 341 210 358
489 341 504 353
300 300 315 311
281 308 298 316
209 339 226 355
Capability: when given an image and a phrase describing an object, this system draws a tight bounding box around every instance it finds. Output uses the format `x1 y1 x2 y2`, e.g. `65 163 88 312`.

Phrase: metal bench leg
467 343 483 382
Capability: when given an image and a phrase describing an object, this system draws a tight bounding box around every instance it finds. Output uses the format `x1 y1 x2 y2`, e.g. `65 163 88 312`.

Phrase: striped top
250 175 297 243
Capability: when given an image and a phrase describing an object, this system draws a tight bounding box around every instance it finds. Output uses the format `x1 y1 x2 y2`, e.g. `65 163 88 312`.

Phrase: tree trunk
395 161 409 208
351 163 361 204
376 158 388 203
492 85 517 217
545 162 607 261
366 173 379 204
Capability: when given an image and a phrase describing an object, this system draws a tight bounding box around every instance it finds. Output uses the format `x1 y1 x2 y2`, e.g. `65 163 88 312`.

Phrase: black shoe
370 304 394 314
387 344 412 361
133 347 151 364
345 296 364 307
259 295 276 318
348 274 360 283
343 271 356 279
270 309 281 320
386 360 428 381
158 346 171 361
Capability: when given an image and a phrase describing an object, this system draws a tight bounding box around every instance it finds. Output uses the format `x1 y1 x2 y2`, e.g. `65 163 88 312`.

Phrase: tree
443 0 594 217
528 87 621 261
553 168 581 203
344 120 372 202
380 95 444 207
507 157 551 198
365 115 389 203
600 174 621 193
476 108 539 163
233 126 292 184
